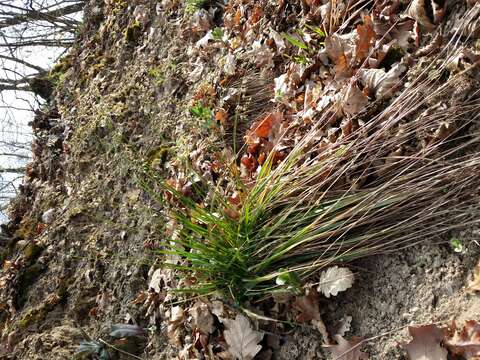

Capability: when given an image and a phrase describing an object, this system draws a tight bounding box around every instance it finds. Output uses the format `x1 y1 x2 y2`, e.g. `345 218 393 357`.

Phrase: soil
0 0 479 359
278 239 480 359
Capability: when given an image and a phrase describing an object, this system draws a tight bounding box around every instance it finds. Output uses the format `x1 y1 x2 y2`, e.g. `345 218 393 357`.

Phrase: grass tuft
141 7 480 303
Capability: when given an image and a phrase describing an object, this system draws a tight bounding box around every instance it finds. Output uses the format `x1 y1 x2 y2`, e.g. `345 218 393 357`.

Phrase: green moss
13 219 38 241
124 20 142 43
148 67 166 86
89 56 115 78
17 293 61 329
22 243 45 264
147 146 170 169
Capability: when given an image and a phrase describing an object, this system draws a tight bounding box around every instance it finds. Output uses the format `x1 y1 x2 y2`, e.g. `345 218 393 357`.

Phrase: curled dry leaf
444 320 480 359
335 316 353 337
324 335 369 360
466 259 480 293
357 63 406 100
318 266 355 298
223 314 264 360
403 325 447 360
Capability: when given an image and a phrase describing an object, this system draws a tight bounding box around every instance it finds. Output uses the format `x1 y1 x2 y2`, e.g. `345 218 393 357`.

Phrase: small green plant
185 0 207 14
450 238 465 253
190 102 215 129
76 341 110 360
148 67 165 86
304 24 327 38
212 27 224 41
283 33 309 50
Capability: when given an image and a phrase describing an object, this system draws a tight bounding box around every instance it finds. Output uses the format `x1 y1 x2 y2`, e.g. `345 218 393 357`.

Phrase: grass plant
142 6 480 303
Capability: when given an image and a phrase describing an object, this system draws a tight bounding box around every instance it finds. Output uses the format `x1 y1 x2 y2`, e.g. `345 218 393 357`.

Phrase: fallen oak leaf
251 112 281 138
341 84 369 116
223 314 264 360
292 288 330 344
444 320 480 359
355 15 376 62
403 324 447 360
318 266 355 298
293 288 321 322
324 335 369 360
190 301 215 335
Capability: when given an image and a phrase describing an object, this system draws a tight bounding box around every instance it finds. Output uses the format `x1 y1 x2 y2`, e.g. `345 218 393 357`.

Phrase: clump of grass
142 11 480 303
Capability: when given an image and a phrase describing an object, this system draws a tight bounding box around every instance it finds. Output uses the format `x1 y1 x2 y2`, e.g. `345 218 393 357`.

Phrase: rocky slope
1 0 480 359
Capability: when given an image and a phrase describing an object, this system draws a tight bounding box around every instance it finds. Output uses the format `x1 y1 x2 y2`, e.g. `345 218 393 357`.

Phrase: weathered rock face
1 0 480 359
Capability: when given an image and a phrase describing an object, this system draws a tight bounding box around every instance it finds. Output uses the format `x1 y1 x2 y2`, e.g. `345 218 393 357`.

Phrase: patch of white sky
0 0 81 220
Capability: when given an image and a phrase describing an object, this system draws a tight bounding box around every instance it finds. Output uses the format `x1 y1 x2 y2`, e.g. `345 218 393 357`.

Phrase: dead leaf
215 109 229 124
357 63 406 99
355 15 376 62
335 316 353 337
341 84 369 116
444 320 480 359
466 259 480 293
318 266 354 298
293 288 321 322
253 113 277 138
324 335 369 360
223 314 263 360
190 301 215 334
403 325 447 360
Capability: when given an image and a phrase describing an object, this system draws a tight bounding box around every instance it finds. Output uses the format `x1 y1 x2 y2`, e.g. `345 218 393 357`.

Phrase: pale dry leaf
149 268 163 293
224 314 264 360
318 266 355 297
190 301 215 334
357 63 406 100
211 300 225 318
403 324 447 360
335 316 353 337
341 84 369 116
444 320 480 359
466 259 480 293
324 335 369 360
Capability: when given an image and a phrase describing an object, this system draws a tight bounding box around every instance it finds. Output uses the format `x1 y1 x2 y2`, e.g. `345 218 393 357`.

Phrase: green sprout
450 238 465 253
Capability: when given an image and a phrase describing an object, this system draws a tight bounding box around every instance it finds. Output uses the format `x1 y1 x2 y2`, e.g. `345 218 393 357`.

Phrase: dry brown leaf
324 335 369 360
223 314 264 360
190 301 215 335
318 266 355 297
325 34 355 79
341 84 369 116
292 288 321 322
445 320 480 359
466 259 480 293
403 325 447 360
355 15 376 62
